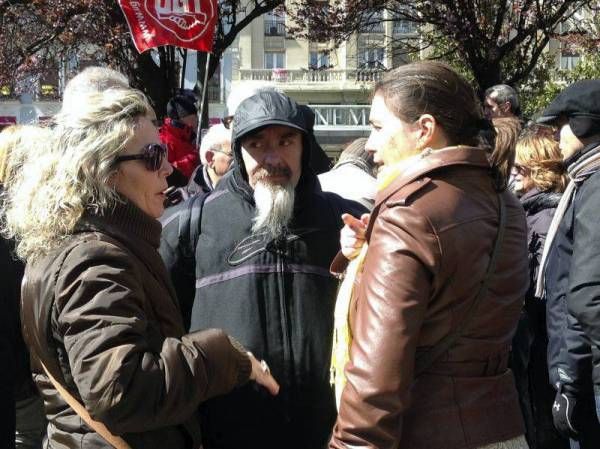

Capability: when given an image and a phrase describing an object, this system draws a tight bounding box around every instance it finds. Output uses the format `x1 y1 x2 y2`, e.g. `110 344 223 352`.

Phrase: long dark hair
374 61 504 189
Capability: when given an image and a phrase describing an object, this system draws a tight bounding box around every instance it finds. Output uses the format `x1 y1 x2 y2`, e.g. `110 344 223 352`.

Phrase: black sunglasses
114 143 167 171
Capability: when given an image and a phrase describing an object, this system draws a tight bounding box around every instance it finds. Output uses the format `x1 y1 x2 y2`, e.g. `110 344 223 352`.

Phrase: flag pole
196 52 211 148
180 48 188 90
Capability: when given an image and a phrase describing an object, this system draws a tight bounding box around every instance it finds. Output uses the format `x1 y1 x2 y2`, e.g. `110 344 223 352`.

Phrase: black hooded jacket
159 91 365 449
541 142 600 445
545 142 600 394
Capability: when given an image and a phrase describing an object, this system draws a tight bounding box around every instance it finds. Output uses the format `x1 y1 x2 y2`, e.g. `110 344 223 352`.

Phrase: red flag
118 0 218 53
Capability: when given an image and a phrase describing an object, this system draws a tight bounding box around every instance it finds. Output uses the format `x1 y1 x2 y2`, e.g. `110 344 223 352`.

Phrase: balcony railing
264 21 286 37
238 68 385 84
309 105 371 129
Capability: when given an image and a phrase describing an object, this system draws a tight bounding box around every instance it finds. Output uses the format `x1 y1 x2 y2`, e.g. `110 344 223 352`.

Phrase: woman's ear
500 101 512 114
416 114 437 146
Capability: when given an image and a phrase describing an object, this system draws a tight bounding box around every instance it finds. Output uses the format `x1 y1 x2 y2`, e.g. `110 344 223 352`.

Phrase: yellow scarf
330 158 410 410
330 243 369 409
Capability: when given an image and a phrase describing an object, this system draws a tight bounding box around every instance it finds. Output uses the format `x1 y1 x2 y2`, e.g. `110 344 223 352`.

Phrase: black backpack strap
178 192 207 273
414 193 507 376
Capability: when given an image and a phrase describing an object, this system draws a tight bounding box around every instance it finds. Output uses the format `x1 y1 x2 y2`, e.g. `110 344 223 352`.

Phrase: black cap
166 95 197 120
537 80 600 138
232 91 308 142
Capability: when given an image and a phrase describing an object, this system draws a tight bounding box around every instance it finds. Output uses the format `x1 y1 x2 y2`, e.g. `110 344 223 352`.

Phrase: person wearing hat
159 94 200 184
535 80 600 447
159 91 365 449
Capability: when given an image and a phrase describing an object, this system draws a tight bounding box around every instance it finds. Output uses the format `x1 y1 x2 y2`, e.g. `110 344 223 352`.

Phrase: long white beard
252 180 295 240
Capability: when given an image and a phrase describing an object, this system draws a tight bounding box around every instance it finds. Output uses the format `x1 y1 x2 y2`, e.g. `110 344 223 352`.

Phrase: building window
390 8 418 35
361 9 384 34
558 14 584 35
309 51 330 69
560 51 580 70
265 6 285 23
359 47 385 69
264 21 286 36
265 51 285 69
264 7 286 36
558 18 582 71
393 19 418 35
308 1 329 37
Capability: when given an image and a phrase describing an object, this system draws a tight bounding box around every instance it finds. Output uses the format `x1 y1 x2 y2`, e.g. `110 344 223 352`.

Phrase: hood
230 91 317 192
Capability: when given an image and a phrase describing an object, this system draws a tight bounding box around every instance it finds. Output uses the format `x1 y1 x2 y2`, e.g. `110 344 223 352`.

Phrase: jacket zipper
276 233 293 423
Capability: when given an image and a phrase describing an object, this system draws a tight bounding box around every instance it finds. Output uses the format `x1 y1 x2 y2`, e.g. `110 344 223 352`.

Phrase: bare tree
289 0 592 92
0 0 285 117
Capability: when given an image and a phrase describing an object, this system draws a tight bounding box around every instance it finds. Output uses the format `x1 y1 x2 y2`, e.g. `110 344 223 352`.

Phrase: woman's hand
248 352 280 395
340 213 371 260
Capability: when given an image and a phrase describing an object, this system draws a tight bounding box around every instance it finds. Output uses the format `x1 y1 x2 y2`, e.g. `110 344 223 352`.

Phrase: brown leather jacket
330 147 528 449
21 200 251 449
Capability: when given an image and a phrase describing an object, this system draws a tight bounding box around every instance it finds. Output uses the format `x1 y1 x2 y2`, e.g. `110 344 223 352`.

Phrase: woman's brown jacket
330 146 528 449
20 201 251 449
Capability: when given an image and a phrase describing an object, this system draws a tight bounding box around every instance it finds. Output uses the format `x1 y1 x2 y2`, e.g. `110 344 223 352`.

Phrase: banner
118 0 218 53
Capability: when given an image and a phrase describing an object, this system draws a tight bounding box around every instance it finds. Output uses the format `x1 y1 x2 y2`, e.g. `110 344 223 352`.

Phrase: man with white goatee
159 91 365 449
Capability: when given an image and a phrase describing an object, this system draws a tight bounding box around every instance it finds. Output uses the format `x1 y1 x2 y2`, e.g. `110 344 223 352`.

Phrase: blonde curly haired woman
3 84 278 449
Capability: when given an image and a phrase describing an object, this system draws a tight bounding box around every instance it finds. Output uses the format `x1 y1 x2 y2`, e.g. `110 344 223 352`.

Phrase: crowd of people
1 61 600 449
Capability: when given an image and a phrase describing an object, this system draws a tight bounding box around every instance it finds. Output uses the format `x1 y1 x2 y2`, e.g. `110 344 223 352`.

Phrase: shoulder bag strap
40 359 132 449
414 193 507 376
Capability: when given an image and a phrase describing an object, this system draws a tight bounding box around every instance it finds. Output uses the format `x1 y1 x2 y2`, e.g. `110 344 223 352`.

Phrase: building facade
1 2 595 152
229 4 419 152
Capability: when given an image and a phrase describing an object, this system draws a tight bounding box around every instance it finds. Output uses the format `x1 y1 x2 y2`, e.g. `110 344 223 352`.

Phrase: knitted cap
166 95 197 120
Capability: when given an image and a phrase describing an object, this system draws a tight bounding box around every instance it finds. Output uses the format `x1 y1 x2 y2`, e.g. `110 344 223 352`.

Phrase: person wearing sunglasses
508 131 570 449
3 85 278 449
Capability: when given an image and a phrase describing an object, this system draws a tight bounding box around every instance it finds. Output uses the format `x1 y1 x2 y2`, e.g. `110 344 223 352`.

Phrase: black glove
552 386 580 439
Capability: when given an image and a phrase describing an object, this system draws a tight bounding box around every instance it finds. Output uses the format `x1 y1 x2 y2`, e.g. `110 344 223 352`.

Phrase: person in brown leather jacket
330 61 529 449
2 83 278 449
